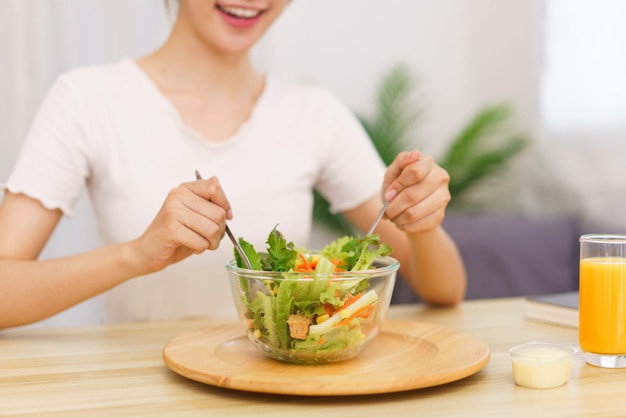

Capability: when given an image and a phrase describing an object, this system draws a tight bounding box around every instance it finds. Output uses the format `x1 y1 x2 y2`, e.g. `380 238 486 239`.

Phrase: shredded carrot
295 253 314 272
317 335 326 346
341 293 362 310
355 304 376 319
334 317 354 328
334 303 376 327
331 258 346 271
295 256 344 272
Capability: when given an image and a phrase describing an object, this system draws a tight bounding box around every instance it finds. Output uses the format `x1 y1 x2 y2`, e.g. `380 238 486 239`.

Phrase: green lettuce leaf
319 233 392 271
236 238 263 270
266 226 298 272
351 234 393 271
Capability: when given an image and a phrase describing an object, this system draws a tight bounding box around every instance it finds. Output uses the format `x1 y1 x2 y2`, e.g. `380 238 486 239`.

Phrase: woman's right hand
131 176 233 274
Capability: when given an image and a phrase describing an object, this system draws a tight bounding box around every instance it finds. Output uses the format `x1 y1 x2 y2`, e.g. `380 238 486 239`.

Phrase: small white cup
509 342 577 389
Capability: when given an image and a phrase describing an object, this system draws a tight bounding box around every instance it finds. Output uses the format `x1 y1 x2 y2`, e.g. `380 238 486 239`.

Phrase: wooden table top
1 297 624 417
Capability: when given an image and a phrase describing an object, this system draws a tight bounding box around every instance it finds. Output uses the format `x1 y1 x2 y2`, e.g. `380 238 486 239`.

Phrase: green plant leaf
446 135 528 199
439 104 529 207
440 105 514 166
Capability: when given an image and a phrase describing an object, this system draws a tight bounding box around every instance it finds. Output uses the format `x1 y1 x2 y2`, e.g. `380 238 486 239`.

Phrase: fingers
181 176 233 250
188 176 233 220
383 150 421 201
383 149 452 234
134 176 234 273
388 182 450 233
155 181 228 251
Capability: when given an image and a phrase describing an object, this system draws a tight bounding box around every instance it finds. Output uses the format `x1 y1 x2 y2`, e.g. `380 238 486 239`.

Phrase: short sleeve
313 91 386 213
3 74 92 216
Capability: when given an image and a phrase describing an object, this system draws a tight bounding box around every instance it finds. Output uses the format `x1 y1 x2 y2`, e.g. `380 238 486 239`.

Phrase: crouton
287 313 311 339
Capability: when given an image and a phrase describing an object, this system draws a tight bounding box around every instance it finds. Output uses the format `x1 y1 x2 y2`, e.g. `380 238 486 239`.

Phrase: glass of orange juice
579 234 626 368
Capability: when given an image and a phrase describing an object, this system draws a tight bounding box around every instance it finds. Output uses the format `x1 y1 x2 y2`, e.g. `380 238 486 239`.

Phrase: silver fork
366 200 390 236
195 170 253 269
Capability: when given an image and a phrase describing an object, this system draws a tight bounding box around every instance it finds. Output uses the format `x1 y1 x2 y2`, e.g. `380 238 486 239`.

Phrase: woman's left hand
381 149 451 234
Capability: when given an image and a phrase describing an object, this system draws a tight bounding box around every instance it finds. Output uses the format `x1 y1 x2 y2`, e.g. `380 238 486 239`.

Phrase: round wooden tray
162 319 490 396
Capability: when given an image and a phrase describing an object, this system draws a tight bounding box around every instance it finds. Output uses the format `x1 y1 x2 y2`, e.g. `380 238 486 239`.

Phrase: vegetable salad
233 227 393 357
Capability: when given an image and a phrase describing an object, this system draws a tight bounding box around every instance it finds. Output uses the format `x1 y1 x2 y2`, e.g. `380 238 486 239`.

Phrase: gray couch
391 214 581 304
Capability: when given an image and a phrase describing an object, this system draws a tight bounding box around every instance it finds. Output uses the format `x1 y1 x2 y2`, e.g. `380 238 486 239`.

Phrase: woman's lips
216 5 263 29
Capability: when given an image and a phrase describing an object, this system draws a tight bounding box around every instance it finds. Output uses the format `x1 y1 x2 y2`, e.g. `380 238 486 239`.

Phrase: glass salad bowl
226 255 400 364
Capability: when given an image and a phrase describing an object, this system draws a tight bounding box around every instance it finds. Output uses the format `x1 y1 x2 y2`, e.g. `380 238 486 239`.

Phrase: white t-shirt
4 58 386 323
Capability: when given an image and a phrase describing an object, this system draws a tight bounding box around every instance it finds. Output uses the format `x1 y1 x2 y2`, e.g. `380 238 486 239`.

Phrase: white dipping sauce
509 343 576 389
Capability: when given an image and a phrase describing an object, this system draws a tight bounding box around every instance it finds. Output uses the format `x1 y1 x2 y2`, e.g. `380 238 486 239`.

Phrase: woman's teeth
218 6 261 19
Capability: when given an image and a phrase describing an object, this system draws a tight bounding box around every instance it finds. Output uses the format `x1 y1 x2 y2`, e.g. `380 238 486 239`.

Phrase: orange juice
579 257 626 354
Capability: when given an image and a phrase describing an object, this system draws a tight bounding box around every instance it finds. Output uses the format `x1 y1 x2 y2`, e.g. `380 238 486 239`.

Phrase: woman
0 0 466 329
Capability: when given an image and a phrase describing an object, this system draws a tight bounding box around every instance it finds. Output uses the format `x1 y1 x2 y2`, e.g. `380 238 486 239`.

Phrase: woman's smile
216 4 265 28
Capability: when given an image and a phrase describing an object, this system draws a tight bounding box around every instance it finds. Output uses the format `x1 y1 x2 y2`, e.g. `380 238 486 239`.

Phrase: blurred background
2 0 626 326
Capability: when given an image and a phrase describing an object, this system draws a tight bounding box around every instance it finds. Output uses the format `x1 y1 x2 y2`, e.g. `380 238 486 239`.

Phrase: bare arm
344 150 466 306
0 176 232 329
